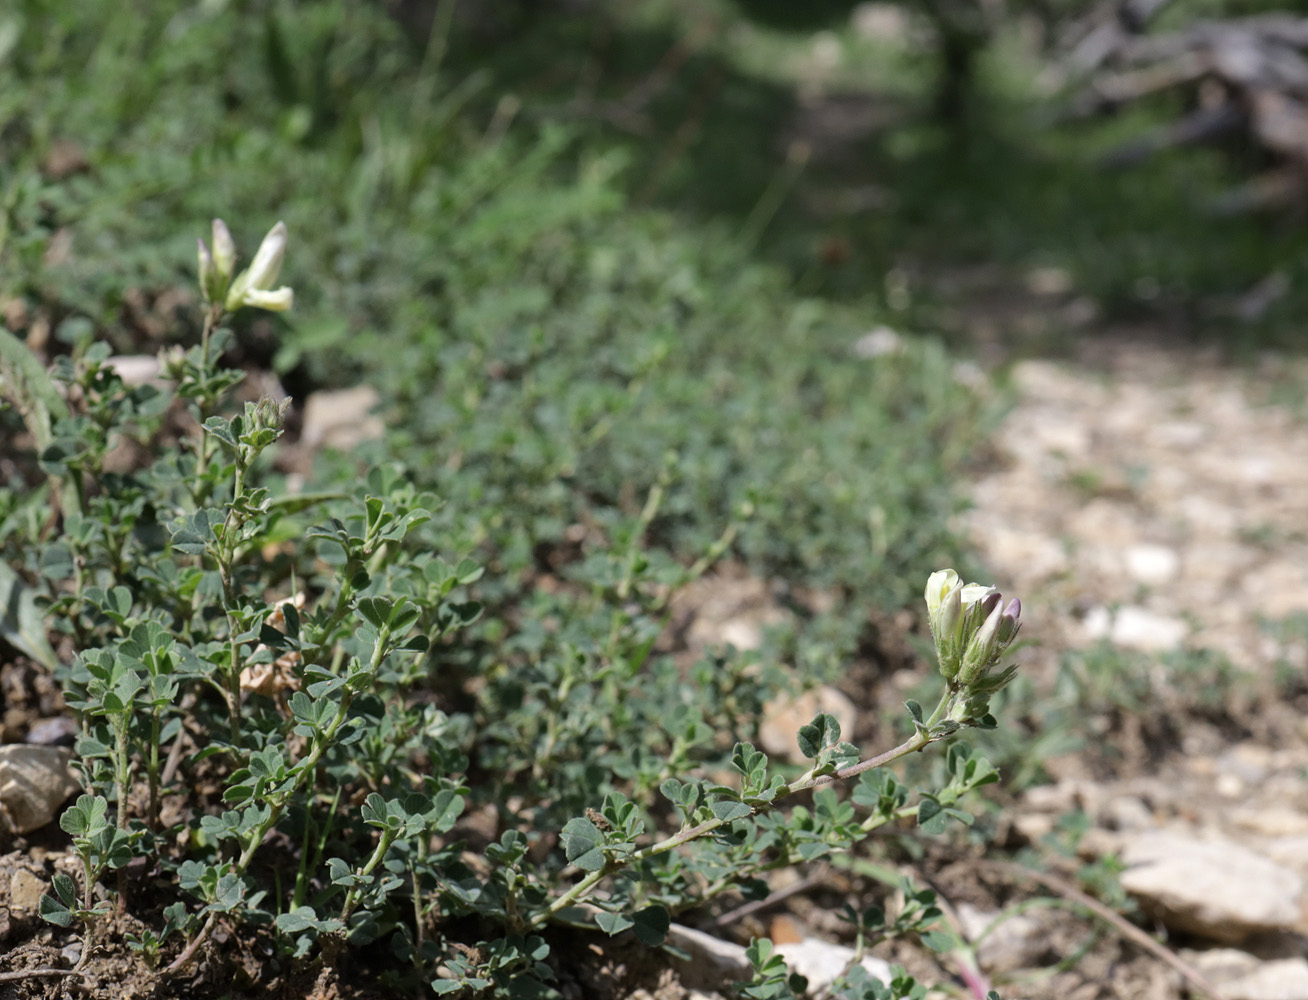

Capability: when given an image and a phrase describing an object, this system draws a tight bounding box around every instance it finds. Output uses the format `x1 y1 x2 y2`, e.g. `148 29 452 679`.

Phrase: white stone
665 924 751 981
107 354 164 386
956 903 1049 973
1149 420 1208 449
852 326 902 358
1232 806 1308 838
1119 830 1304 943
1103 795 1153 831
0 745 82 834
718 618 764 652
1084 606 1186 651
1124 544 1180 585
759 686 858 764
1186 947 1259 981
1260 835 1308 876
7 869 48 912
851 3 909 42
775 938 893 991
301 385 384 451
1222 958 1308 1000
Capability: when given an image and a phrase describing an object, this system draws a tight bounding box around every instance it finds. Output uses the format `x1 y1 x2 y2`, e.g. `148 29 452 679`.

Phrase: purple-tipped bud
996 598 1022 646
958 601 1004 687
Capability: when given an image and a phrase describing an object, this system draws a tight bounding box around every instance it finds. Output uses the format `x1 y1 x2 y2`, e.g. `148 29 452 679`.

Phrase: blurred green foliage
0 0 1001 628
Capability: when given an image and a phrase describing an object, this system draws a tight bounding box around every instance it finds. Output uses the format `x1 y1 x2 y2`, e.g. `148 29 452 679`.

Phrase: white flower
225 221 293 313
240 287 294 312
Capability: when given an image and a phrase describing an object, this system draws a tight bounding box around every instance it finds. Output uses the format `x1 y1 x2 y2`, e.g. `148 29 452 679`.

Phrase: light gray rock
956 903 1049 973
1119 830 1304 943
107 354 164 386
1261 835 1308 877
1102 795 1154 832
851 3 910 42
1124 544 1180 585
1222 958 1308 1000
666 924 895 995
852 326 902 359
7 869 48 912
1232 806 1308 838
0 745 82 834
666 924 752 985
1082 605 1186 651
1187 947 1260 981
301 385 383 452
759 686 857 764
774 938 893 991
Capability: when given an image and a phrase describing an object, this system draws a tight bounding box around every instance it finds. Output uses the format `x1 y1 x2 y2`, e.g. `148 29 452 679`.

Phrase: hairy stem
535 707 952 929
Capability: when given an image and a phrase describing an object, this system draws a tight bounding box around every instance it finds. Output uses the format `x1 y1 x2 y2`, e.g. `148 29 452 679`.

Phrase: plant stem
112 714 131 915
339 829 398 925
164 635 391 977
192 306 220 502
147 710 161 829
535 709 951 929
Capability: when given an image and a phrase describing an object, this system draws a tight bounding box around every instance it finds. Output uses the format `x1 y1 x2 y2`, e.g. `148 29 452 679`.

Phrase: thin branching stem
536 690 957 929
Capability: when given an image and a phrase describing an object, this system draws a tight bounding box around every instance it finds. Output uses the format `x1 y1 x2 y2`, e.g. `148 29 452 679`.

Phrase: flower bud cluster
198 219 293 313
924 569 1021 720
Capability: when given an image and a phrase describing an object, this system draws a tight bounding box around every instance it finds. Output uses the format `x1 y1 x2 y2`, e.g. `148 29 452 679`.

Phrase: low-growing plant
0 221 1026 998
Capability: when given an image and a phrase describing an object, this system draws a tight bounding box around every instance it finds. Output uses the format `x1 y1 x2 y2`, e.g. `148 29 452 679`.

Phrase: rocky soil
960 333 1308 1000
678 331 1308 1000
4 332 1308 1000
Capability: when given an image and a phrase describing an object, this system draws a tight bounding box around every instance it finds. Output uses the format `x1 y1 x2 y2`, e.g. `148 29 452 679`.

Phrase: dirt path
966 334 1308 676
962 333 1308 1000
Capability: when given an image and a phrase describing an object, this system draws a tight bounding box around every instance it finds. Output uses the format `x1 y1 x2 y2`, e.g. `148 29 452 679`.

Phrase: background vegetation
1 0 1304 997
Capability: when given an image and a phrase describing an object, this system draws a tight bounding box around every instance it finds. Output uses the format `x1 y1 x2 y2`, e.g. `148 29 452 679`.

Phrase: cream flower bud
925 569 961 619
212 219 237 280
958 600 1004 686
224 221 293 313
198 238 218 304
241 287 294 312
244 221 286 290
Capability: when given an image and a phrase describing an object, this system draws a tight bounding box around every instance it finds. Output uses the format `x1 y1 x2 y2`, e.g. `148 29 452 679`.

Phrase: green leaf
920 929 955 953
710 801 752 822
39 891 74 927
356 596 393 631
170 508 225 556
276 905 343 934
595 911 633 936
52 873 77 908
917 796 946 835
210 872 245 912
0 562 60 671
905 700 924 725
560 817 606 872
387 598 421 633
631 905 670 946
427 788 465 833
796 711 841 759
202 416 238 448
61 795 109 837
0 326 69 453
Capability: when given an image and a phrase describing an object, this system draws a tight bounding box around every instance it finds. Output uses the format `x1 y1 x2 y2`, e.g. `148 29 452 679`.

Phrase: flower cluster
924 569 1022 722
198 219 293 313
